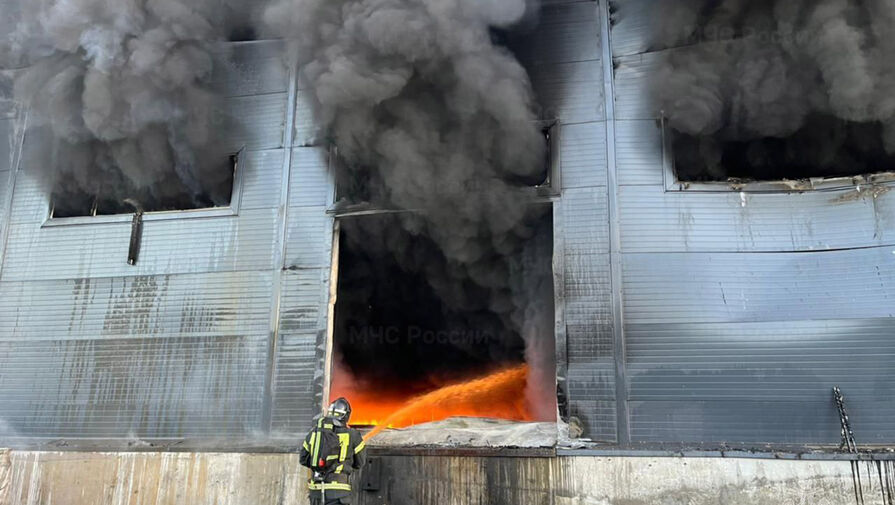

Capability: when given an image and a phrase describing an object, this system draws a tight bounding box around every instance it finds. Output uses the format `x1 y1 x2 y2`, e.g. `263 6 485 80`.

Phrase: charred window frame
328 120 560 215
536 119 561 197
43 149 245 227
661 117 895 193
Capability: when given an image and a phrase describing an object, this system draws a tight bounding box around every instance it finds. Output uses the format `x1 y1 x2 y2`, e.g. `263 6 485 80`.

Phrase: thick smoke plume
264 0 555 418
1 0 261 211
616 0 895 180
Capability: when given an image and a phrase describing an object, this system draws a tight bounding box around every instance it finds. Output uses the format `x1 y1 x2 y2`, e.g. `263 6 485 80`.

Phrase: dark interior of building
673 116 895 183
332 208 555 423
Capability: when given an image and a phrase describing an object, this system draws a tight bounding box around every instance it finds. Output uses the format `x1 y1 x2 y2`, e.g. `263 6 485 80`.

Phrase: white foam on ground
363 417 558 448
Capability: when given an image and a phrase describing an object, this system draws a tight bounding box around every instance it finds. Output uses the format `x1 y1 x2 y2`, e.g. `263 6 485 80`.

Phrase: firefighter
300 397 367 505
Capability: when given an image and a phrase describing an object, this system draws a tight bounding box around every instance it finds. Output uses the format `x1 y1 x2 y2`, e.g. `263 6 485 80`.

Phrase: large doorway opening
329 207 556 435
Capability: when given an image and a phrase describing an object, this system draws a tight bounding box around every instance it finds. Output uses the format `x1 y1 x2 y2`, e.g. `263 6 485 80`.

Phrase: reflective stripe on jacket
299 417 367 498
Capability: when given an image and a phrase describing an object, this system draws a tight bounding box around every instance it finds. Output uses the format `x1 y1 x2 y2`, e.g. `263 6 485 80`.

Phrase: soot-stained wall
610 0 895 446
0 0 893 450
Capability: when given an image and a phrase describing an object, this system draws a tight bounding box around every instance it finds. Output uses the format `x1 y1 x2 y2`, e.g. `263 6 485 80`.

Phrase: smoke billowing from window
617 0 895 181
0 0 263 210
263 0 555 417
2 0 556 416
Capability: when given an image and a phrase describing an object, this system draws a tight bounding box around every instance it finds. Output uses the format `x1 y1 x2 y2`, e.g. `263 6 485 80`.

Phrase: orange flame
334 364 532 441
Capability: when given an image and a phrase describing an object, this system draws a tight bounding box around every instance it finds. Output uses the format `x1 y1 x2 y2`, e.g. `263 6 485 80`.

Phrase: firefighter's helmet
327 397 352 425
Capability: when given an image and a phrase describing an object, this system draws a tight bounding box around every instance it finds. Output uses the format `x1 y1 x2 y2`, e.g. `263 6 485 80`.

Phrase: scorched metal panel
560 122 608 189
514 1 601 67
288 147 330 208
220 93 288 152
616 120 663 186
210 40 289 98
609 0 656 58
528 59 605 124
239 149 287 211
0 271 272 438
619 185 888 253
270 269 330 432
561 187 616 441
284 206 332 270
294 87 320 147
1 208 279 281
613 52 664 120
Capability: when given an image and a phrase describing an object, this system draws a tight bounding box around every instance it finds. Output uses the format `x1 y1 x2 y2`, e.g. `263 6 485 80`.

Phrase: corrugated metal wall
0 0 892 448
518 0 617 443
0 41 333 442
609 0 895 445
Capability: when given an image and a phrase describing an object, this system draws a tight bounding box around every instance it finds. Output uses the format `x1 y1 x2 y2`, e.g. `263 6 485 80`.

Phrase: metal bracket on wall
127 211 144 266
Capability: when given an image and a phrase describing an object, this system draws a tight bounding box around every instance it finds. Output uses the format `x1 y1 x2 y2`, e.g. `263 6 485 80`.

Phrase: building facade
0 0 893 451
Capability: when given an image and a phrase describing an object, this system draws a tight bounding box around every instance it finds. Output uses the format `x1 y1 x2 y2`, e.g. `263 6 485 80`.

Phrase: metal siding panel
873 192 895 245
288 147 330 208
619 186 884 253
616 119 663 186
614 52 662 120
8 172 45 225
210 40 289 98
622 248 895 325
239 149 286 211
0 119 11 171
0 169 8 227
2 208 278 281
529 59 604 124
515 2 600 67
284 206 331 269
628 400 841 445
564 254 612 360
567 383 617 441
561 122 608 189
562 186 616 441
270 269 327 432
562 188 610 255
293 88 320 147
0 271 272 437
609 0 654 57
220 93 287 152
628 320 895 400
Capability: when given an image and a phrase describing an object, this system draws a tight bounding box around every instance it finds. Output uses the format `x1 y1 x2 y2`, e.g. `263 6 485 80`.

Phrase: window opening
49 152 239 219
671 116 895 184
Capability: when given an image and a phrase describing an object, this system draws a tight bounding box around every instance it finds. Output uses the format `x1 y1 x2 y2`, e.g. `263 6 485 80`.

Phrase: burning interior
330 208 557 438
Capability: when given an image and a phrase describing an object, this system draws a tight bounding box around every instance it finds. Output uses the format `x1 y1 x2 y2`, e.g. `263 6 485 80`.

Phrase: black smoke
264 0 556 417
615 0 895 181
1 0 265 211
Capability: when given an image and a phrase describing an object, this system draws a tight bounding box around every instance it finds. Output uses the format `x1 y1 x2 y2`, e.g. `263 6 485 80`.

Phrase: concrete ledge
2 449 892 505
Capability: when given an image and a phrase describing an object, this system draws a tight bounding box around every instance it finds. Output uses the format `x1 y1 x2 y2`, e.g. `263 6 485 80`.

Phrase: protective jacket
300 416 367 501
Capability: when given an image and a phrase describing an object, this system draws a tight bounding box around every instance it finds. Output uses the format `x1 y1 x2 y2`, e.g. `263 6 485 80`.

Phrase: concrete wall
4 450 892 505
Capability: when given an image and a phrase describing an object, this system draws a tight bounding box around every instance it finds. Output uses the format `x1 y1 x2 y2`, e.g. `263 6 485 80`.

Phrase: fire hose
360 364 530 442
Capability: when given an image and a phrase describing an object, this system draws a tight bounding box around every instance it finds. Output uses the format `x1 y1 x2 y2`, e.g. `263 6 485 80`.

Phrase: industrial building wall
0 41 332 443
608 3 895 445
519 0 895 446
0 0 893 450
0 98 14 275
519 0 617 443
